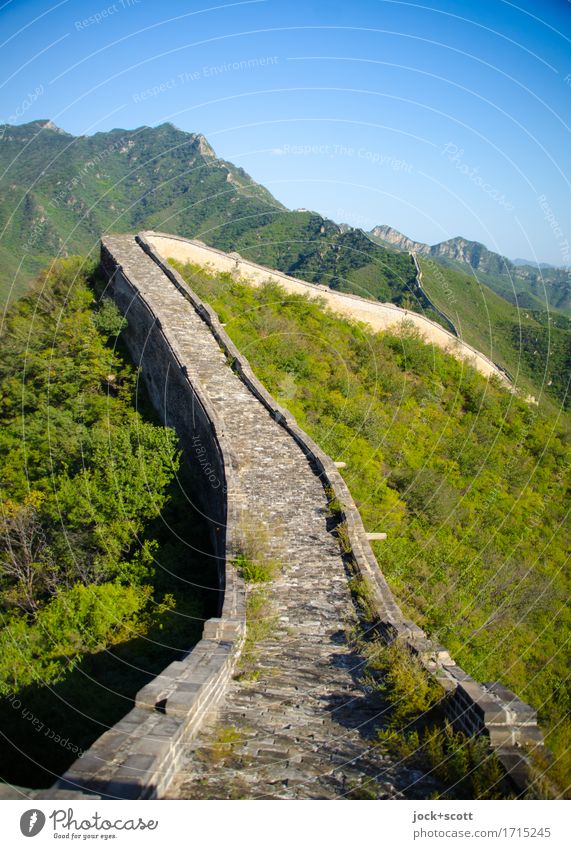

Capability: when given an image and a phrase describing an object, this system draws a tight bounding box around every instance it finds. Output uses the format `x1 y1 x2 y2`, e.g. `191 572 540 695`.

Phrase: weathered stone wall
101 245 227 589
42 239 247 799
28 232 542 800
410 251 459 337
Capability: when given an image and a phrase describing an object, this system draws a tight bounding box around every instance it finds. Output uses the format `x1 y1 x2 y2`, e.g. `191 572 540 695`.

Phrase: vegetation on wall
173 258 571 791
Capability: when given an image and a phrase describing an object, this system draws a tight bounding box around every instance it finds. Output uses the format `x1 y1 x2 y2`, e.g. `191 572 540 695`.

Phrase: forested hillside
371 225 571 315
3 119 567 411
174 258 571 789
417 256 571 410
0 259 214 785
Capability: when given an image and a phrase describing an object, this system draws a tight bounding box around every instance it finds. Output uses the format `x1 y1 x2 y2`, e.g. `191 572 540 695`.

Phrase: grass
234 553 276 584
348 575 379 629
350 629 514 799
324 484 344 516
237 588 278 681
210 726 245 763
172 257 571 793
377 722 509 800
234 515 283 583
232 516 283 680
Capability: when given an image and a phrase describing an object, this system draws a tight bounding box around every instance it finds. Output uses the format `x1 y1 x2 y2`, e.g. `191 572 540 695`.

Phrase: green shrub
234 553 275 583
237 588 277 679
378 721 508 799
0 259 181 693
0 581 173 693
366 642 442 725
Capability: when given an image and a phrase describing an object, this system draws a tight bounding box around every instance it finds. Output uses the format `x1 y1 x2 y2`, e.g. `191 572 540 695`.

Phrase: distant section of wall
143 231 511 386
410 251 459 337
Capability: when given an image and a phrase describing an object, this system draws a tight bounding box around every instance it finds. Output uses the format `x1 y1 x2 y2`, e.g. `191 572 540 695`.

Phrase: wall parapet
410 251 459 337
142 230 512 386
43 238 247 799
139 231 546 796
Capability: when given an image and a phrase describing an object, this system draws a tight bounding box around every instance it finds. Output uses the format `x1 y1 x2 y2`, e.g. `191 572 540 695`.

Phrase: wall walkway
20 232 542 801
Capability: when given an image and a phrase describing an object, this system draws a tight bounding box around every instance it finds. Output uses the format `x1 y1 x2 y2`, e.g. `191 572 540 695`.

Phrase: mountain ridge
1 120 569 409
0 120 419 312
370 224 571 317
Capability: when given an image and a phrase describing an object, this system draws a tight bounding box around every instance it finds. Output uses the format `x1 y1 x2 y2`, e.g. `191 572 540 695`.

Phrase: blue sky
1 0 570 264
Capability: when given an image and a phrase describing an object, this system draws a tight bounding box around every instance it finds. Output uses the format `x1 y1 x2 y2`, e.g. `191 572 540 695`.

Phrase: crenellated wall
44 238 247 799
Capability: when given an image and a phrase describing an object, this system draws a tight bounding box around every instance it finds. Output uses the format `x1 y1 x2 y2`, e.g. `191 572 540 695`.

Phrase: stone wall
143 230 512 386
29 231 542 799
410 251 459 337
43 240 248 799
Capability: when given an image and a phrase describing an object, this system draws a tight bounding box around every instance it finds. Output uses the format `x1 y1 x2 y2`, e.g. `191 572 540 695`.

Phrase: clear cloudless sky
1 0 570 264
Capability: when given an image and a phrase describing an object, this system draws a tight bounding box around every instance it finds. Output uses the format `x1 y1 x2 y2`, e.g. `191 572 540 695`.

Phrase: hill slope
2 120 568 409
0 258 214 785
371 224 571 316
371 227 571 409
0 120 419 309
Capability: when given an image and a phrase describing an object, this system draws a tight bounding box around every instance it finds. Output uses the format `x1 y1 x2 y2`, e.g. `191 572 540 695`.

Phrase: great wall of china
3 232 543 801
145 231 511 386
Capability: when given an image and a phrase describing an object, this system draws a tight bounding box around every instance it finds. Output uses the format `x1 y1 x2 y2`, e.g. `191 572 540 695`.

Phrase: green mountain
1 120 569 408
370 226 571 409
371 224 571 315
416 256 571 410
0 120 419 309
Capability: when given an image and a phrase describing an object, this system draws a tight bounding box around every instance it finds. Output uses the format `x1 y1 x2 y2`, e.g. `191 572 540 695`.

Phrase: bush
173 257 571 790
366 641 442 725
378 721 507 799
234 553 275 583
0 581 171 693
0 259 181 694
